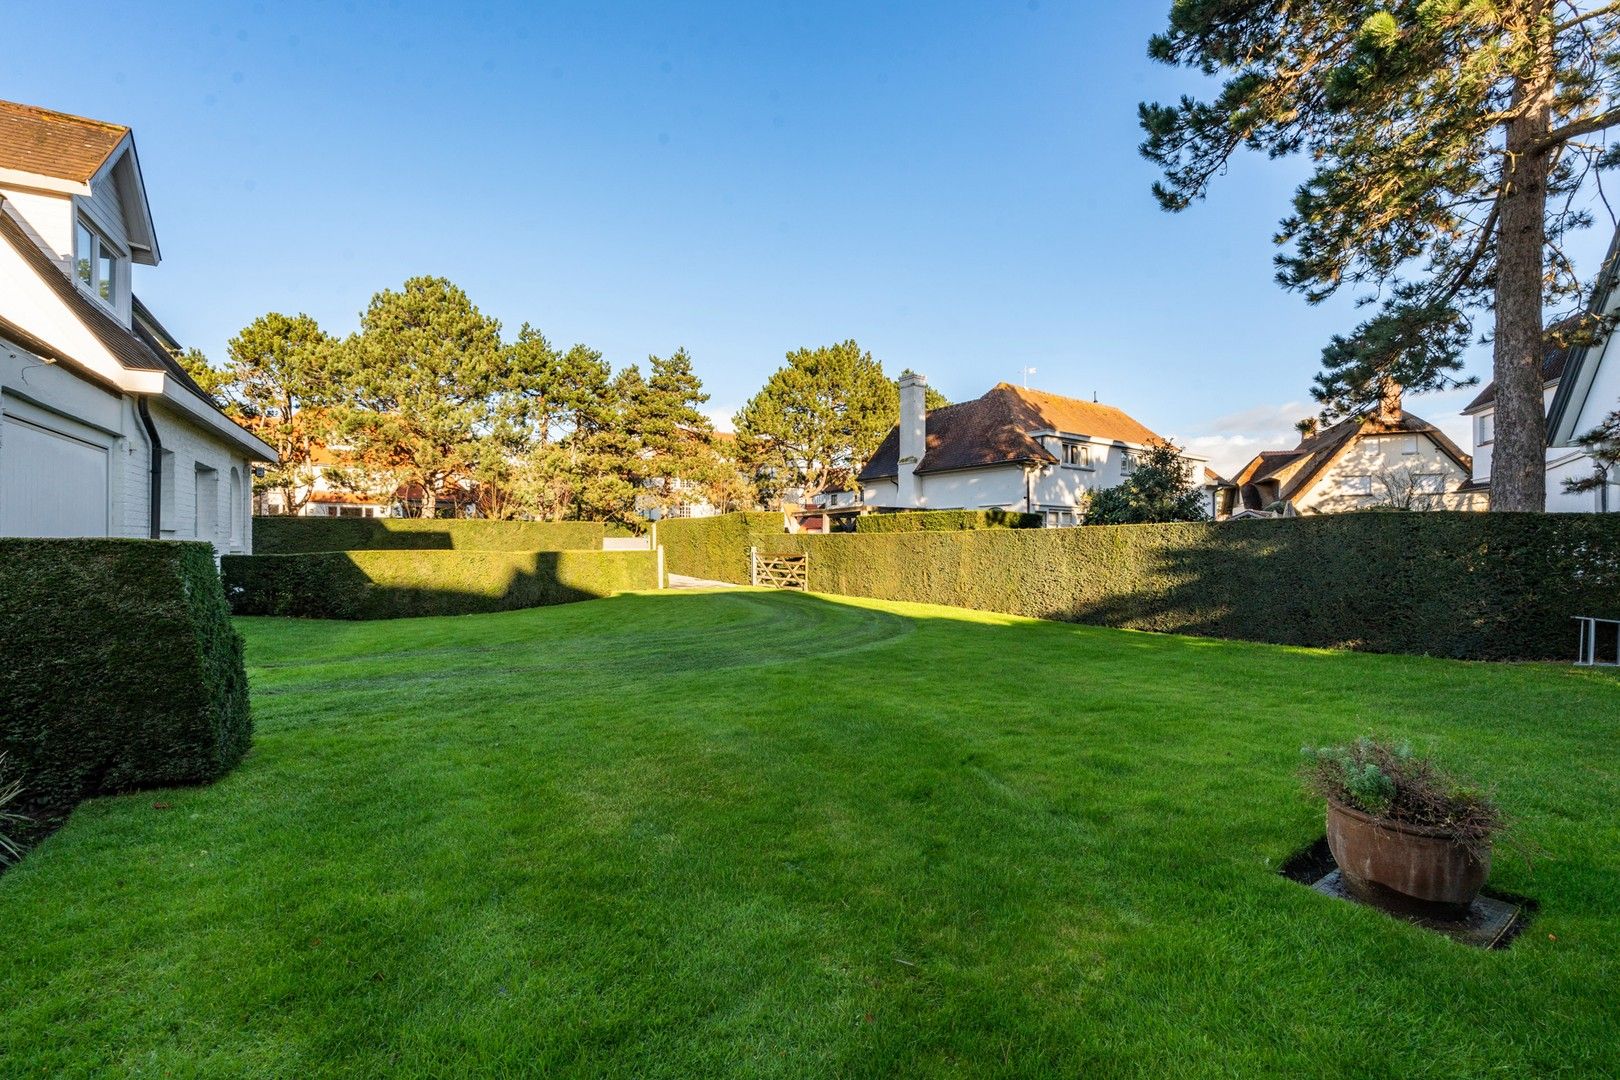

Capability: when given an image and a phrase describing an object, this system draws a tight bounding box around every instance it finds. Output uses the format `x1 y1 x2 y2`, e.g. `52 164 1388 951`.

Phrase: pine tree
1141 2 1620 511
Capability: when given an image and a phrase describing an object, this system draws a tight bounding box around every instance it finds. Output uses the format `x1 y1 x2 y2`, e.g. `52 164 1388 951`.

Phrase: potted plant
1301 738 1503 916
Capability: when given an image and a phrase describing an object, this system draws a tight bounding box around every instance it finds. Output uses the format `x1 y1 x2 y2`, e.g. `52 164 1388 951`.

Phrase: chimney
1377 379 1403 422
897 371 927 507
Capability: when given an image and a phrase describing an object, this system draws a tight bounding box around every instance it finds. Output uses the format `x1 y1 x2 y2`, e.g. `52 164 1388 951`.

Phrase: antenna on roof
1019 365 1037 388
1093 391 1098 403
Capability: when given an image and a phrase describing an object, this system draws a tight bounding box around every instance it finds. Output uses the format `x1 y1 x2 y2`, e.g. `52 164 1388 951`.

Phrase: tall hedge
0 539 252 828
769 513 1620 661
855 509 1042 533
252 517 605 553
223 549 659 619
654 512 786 582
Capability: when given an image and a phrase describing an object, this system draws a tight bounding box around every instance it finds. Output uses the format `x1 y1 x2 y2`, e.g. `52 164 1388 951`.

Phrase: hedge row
223 549 659 619
252 516 605 553
855 509 1042 533
653 512 786 583
0 540 252 834
659 512 1620 660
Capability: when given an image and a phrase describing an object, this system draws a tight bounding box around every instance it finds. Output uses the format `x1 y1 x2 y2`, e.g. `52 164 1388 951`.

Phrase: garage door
0 414 111 537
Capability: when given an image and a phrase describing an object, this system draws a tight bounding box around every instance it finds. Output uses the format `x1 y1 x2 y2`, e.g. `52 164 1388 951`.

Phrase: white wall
1299 433 1479 512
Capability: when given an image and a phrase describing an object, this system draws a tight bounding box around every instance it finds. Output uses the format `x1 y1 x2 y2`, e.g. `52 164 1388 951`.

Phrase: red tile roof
860 383 1174 481
0 100 127 184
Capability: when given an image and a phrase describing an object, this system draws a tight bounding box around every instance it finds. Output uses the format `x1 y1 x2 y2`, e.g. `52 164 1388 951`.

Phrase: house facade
1227 397 1483 516
1543 230 1620 511
0 100 275 550
857 375 1216 526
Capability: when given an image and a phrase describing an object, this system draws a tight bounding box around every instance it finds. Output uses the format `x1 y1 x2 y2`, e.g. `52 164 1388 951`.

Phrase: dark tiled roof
859 383 1170 481
0 314 122 394
0 199 221 410
0 100 127 184
1463 315 1581 411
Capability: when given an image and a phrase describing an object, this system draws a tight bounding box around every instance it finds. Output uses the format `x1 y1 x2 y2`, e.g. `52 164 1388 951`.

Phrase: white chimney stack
897 371 927 508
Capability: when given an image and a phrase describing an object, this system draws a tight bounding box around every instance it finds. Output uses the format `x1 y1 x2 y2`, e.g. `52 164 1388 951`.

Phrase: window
1345 475 1374 496
1413 474 1446 494
1401 434 1420 455
1044 509 1078 528
1063 442 1091 467
73 218 124 311
1120 451 1136 475
1477 412 1494 445
194 464 219 541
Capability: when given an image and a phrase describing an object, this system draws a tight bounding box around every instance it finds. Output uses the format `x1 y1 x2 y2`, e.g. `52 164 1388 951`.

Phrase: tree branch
1538 106 1620 151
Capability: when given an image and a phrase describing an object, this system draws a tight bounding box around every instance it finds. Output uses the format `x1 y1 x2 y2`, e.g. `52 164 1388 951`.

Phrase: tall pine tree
1141 1 1620 511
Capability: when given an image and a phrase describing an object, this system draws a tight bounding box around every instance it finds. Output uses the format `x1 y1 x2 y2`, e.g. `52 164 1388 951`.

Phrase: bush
252 517 605 553
854 509 1041 533
766 513 1620 661
654 512 786 583
1301 738 1502 856
223 549 659 619
0 539 251 832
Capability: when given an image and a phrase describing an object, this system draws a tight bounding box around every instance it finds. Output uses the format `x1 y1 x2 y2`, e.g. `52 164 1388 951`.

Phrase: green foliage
0 539 251 839
336 277 506 517
654 512 786 583
1300 737 1503 854
753 513 1620 661
1083 442 1208 525
251 516 604 553
1139 0 1620 497
734 343 947 502
1566 408 1620 495
855 509 1041 533
0 753 24 863
222 549 658 619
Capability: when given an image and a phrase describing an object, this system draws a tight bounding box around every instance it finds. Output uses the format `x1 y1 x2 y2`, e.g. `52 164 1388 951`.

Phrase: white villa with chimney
858 373 1217 526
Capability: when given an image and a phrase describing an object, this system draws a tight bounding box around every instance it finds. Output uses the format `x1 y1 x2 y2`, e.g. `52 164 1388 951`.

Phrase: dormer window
74 218 124 311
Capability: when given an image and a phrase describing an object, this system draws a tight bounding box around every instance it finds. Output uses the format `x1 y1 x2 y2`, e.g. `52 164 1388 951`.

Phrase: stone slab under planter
1280 838 1533 950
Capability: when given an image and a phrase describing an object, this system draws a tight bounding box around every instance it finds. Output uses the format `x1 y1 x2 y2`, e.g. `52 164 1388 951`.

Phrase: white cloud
705 408 736 433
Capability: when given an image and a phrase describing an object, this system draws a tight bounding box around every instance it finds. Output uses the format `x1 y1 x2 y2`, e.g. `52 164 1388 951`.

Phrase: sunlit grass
1 590 1616 1077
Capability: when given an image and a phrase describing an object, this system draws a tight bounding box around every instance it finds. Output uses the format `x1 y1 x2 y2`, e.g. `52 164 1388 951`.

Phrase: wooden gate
750 547 808 591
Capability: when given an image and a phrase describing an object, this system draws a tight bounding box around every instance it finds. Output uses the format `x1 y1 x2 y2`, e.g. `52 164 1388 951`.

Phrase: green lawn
2 590 1617 1078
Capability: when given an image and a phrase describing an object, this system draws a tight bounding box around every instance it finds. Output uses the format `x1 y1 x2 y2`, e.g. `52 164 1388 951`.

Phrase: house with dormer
0 100 275 549
857 375 1218 526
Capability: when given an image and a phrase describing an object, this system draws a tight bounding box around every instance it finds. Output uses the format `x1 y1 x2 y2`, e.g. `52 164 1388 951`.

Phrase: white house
857 375 1216 526
1542 229 1620 511
0 100 276 550
1459 316 1607 510
1227 393 1482 516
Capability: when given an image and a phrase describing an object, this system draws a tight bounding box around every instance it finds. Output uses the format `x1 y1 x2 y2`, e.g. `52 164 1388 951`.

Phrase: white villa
1227 393 1482 516
1463 227 1620 512
0 100 275 550
857 374 1217 526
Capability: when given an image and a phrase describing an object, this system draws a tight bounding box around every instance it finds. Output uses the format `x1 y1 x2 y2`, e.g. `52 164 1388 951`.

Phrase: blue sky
9 1 1613 472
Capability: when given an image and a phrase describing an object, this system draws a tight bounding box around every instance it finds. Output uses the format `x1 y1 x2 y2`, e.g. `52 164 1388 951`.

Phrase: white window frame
73 217 126 314
1345 474 1374 496
1062 441 1091 468
1476 412 1494 446
1401 434 1420 455
1120 451 1136 475
1412 473 1446 494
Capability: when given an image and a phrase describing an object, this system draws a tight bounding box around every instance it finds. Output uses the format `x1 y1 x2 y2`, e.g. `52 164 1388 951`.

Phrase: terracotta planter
1325 800 1490 916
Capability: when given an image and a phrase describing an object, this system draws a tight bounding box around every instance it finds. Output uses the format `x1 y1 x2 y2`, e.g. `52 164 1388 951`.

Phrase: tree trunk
1491 90 1553 512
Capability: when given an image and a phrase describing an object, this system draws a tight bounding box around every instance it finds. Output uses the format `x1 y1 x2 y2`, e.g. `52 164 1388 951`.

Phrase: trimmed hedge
252 517 605 554
772 513 1620 660
223 549 659 619
0 540 251 829
855 509 1041 533
654 512 786 583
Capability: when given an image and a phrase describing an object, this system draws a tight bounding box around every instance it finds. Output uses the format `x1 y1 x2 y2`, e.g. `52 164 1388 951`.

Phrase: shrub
854 509 1041 533
0 753 24 863
223 549 659 619
766 512 1620 660
654 512 786 583
252 517 605 554
1300 738 1503 857
0 539 252 831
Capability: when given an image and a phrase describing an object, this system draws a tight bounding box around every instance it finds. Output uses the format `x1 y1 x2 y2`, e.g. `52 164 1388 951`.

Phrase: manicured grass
2 590 1617 1077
